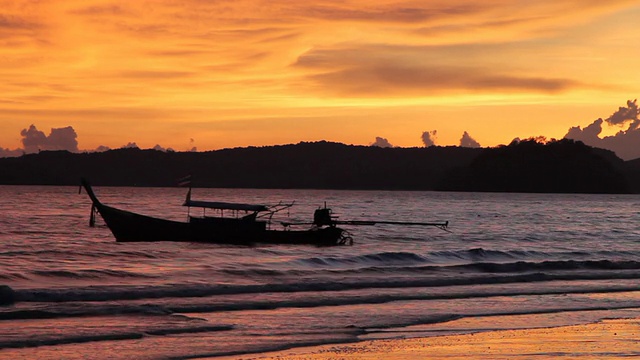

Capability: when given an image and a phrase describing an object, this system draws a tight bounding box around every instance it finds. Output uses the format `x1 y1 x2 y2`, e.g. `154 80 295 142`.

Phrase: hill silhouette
436 139 630 193
0 140 636 193
0 142 480 189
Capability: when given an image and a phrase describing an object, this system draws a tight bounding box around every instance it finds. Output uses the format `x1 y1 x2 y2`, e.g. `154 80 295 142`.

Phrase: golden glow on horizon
1 0 640 151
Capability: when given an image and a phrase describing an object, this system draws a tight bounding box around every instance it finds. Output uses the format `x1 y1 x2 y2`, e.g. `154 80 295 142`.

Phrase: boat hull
85 184 349 246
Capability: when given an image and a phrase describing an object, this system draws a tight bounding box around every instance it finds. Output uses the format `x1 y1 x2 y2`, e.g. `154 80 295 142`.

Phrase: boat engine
313 208 335 227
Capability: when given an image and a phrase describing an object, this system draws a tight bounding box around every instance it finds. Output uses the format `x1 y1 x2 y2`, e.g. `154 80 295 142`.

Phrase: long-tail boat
80 179 449 246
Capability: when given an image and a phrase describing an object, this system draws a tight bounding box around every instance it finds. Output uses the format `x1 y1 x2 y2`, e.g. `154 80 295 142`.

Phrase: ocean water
1 185 640 359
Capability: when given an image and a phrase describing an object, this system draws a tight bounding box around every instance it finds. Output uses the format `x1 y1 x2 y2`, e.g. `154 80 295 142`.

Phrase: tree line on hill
0 139 638 193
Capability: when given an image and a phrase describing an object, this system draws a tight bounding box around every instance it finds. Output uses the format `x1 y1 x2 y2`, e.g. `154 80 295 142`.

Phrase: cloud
0 12 43 37
370 136 393 148
47 127 80 152
0 124 80 157
279 1 634 35
152 144 175 152
20 125 47 153
295 45 580 97
70 5 130 16
0 147 23 157
293 3 488 24
121 142 139 149
460 131 481 148
0 14 38 30
20 125 79 153
0 124 194 158
1 0 638 153
565 118 603 143
421 130 437 147
116 71 194 80
564 100 640 160
309 64 577 96
605 99 639 129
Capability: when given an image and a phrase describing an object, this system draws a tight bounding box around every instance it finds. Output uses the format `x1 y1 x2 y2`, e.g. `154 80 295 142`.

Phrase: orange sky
1 0 640 151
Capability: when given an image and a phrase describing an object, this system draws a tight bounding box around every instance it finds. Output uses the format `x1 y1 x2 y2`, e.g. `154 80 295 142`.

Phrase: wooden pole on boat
89 204 96 227
338 220 448 227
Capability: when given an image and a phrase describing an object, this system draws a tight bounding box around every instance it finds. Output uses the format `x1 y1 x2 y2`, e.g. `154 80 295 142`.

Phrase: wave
0 303 174 320
224 259 640 278
5 285 637 321
292 248 640 268
0 324 233 349
4 285 636 320
165 285 640 315
12 271 640 304
221 268 289 277
146 325 233 336
0 272 29 281
149 304 640 360
0 249 163 259
295 251 433 267
0 332 144 349
363 303 640 333
452 259 640 273
168 338 357 360
31 269 158 279
0 285 15 305
349 252 428 265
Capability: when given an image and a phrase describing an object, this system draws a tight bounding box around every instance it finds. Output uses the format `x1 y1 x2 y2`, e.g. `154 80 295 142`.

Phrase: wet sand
229 318 640 360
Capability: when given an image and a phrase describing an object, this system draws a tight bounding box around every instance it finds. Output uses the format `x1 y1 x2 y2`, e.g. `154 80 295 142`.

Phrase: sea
1 185 639 359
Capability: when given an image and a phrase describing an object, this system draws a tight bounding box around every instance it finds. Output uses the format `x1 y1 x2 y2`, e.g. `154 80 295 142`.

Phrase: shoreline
220 317 640 360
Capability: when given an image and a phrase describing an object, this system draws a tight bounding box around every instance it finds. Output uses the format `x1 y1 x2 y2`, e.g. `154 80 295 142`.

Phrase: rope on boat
338 230 354 246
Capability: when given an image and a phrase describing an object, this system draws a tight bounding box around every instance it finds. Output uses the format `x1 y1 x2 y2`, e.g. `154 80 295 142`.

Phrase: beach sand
228 318 640 360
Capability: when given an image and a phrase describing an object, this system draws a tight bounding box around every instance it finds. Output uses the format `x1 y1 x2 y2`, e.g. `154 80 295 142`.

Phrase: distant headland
0 139 638 194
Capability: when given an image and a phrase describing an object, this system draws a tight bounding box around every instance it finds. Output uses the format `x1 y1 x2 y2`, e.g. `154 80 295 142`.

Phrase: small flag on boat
177 175 192 187
185 187 191 203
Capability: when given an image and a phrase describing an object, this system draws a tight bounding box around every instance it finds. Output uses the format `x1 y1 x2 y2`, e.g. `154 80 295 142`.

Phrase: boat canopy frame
182 187 295 229
183 200 268 212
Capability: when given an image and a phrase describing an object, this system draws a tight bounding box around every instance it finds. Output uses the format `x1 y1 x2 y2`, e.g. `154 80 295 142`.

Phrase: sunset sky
1 0 640 153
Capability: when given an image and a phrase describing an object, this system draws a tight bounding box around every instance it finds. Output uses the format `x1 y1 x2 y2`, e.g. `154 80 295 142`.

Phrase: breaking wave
3 285 638 321
0 325 233 349
11 270 640 304
225 258 640 277
291 248 640 268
